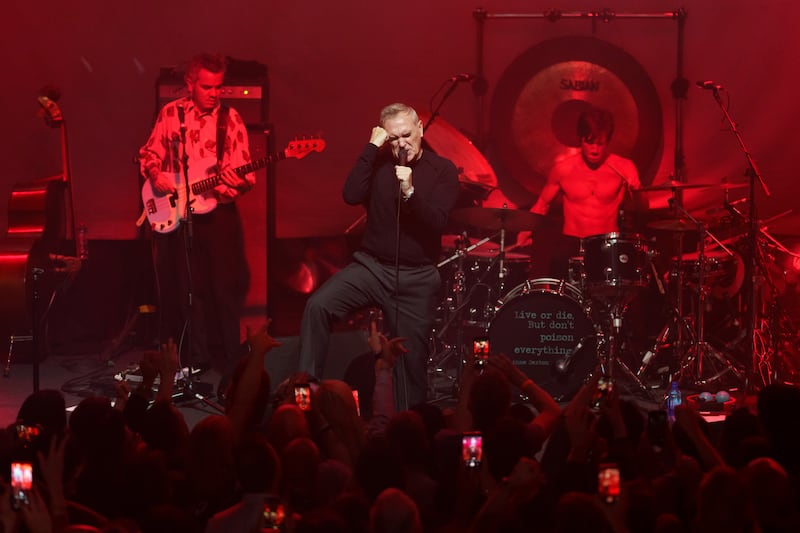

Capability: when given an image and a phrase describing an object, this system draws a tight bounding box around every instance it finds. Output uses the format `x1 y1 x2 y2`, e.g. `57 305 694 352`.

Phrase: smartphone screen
592 376 614 409
352 390 361 417
262 495 286 530
462 432 483 469
11 462 33 508
294 384 311 411
598 463 620 504
473 337 490 367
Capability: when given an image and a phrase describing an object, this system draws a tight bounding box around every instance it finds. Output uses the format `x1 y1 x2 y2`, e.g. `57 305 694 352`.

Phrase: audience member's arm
371 319 408 421
18 486 53 533
674 404 725 470
113 379 130 412
154 339 179 403
36 435 68 532
599 386 636 475
227 321 282 437
0 480 16 533
452 345 478 432
122 349 160 433
469 457 545 533
556 376 601 494
488 353 562 435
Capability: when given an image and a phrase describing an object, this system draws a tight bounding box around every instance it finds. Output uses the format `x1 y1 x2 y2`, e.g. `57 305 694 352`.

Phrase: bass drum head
489 281 596 401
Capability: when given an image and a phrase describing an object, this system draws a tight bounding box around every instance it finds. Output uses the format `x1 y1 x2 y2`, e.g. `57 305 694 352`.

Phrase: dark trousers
298 251 440 411
153 203 249 375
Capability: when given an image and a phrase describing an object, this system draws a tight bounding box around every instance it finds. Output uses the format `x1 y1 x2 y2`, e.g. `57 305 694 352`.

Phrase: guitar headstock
284 136 326 159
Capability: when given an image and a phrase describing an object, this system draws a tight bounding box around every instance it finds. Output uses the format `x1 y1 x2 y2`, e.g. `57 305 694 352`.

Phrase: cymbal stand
428 236 469 401
670 201 743 386
599 292 654 399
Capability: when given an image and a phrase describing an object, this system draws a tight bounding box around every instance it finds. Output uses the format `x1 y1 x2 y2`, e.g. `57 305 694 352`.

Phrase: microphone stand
705 86 771 392
172 106 220 411
425 78 465 132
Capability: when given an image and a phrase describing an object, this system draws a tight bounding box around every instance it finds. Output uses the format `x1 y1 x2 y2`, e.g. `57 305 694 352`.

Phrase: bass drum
488 278 597 401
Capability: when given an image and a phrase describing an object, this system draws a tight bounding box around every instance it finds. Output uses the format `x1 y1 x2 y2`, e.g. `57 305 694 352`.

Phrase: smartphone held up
473 337 490 369
462 432 483 469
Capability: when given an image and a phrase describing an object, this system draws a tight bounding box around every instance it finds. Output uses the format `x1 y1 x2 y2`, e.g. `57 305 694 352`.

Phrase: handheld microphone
398 148 408 166
696 80 723 90
450 73 476 82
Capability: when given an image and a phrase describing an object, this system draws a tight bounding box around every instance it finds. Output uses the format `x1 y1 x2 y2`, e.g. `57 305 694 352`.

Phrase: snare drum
670 249 744 298
488 279 596 401
582 233 650 299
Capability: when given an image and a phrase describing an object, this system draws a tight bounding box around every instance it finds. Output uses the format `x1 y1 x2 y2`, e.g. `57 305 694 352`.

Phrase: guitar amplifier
155 59 268 127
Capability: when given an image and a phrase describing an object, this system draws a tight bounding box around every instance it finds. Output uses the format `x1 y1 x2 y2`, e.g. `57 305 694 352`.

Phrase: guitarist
138 52 255 397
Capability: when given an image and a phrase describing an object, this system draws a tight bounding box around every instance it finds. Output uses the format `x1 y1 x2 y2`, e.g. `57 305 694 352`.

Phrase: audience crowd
2 318 800 533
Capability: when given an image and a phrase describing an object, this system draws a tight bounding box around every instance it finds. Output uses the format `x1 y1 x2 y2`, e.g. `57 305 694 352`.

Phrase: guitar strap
216 105 229 167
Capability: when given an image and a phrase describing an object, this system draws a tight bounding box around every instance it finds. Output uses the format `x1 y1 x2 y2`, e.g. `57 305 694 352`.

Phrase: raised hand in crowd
367 319 408 371
154 338 179 403
17 485 53 533
674 403 725 470
487 353 562 435
36 434 68 529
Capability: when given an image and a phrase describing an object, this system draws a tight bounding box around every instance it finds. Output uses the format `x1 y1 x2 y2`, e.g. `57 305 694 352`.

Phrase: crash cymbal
490 36 663 195
417 110 497 190
637 181 749 192
762 212 800 236
647 218 702 232
450 207 539 232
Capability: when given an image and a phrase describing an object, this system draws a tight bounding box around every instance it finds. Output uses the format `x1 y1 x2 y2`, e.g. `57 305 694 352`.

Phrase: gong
490 36 663 195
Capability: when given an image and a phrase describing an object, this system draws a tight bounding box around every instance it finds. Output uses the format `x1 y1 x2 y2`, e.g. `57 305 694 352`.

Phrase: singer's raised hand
369 126 389 147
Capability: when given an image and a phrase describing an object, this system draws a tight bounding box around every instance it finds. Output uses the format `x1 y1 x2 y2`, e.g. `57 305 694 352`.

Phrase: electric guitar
139 136 325 233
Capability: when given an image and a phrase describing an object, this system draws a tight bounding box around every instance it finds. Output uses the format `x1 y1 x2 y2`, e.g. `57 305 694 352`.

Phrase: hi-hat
636 181 748 192
450 207 539 232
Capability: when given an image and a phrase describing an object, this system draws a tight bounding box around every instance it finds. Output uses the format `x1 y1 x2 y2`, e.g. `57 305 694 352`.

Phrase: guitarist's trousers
152 203 249 374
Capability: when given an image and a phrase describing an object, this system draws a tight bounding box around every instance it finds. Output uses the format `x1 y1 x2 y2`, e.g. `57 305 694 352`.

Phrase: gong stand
472 7 687 170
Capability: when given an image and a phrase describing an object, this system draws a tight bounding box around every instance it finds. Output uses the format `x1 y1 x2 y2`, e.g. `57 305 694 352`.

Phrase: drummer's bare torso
533 152 639 239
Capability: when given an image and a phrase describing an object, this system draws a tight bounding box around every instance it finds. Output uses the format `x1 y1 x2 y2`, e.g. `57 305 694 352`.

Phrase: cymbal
647 218 702 232
636 181 748 192
762 212 800 236
417 110 498 190
449 207 539 232
441 234 529 259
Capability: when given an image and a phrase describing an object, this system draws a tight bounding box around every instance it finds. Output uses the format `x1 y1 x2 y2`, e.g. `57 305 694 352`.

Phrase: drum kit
427 183 800 403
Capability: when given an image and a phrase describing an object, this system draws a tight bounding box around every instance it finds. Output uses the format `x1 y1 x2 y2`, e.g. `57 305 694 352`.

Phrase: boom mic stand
703 84 771 392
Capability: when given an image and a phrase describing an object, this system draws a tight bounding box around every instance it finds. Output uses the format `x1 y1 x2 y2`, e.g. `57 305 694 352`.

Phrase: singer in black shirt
297 102 459 410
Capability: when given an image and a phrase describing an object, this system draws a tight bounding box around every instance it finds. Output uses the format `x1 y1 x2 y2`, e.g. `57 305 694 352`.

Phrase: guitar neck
191 151 286 195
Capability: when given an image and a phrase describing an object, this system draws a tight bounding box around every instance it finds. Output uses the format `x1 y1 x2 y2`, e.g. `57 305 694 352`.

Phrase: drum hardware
576 232 655 398
429 230 511 402
636 181 749 193
655 200 746 388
